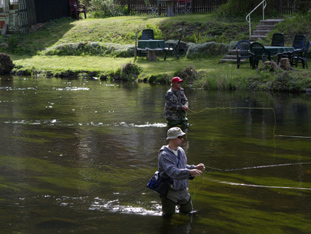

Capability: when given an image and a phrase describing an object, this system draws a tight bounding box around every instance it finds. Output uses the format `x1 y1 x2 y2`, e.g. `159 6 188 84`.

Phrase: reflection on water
0 76 311 233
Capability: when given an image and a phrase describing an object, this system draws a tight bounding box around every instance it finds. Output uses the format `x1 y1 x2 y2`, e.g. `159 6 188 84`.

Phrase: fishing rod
204 161 311 173
189 161 311 198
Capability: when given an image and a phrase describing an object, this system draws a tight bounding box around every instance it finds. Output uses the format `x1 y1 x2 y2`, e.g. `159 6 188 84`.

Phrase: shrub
114 63 142 81
88 0 125 17
186 42 229 59
174 66 200 84
42 42 135 57
0 53 14 74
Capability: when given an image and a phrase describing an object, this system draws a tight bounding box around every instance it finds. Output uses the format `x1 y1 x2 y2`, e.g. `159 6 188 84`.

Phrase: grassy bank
3 13 311 91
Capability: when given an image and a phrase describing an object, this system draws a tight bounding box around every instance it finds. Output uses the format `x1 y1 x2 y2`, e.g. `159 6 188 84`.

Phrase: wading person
164 77 189 129
158 127 205 216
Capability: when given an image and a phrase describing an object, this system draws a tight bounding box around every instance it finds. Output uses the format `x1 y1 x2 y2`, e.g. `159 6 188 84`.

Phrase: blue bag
146 171 171 196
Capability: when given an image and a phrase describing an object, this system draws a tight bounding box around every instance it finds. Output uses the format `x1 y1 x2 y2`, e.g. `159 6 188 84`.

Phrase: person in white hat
158 127 205 216
164 77 189 129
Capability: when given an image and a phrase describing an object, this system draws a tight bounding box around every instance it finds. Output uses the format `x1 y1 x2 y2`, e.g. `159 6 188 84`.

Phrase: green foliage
246 66 310 92
174 66 200 84
216 0 290 17
138 24 163 40
217 0 258 17
88 0 126 17
266 12 311 46
114 62 142 81
186 42 229 59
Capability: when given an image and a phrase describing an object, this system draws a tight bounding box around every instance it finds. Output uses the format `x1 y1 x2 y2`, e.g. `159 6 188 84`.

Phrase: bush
0 53 14 74
186 42 228 59
114 63 142 81
42 42 135 57
174 66 200 84
89 0 125 17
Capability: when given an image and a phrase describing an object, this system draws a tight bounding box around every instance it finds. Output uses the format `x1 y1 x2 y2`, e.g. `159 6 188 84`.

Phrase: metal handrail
246 0 267 38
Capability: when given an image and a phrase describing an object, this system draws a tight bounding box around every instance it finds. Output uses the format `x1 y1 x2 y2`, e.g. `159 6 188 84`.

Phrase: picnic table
137 40 166 60
264 46 295 57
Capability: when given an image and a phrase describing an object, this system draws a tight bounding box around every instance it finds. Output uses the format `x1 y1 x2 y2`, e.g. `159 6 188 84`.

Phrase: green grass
14 14 248 53
5 13 311 91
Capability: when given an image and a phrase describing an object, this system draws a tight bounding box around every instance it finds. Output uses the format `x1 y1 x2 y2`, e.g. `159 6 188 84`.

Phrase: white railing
246 0 267 38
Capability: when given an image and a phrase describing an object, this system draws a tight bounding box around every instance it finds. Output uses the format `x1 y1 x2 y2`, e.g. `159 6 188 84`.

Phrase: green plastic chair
236 40 252 69
249 42 271 69
292 41 310 69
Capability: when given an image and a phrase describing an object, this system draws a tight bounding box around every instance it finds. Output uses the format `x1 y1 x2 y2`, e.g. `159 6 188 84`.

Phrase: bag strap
177 150 181 168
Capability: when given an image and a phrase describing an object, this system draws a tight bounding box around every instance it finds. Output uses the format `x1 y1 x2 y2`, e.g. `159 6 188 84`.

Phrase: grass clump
42 42 135 57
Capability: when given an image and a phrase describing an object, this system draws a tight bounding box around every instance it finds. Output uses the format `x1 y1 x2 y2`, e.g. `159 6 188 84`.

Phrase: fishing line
204 161 311 173
187 107 311 200
188 106 311 139
207 178 311 191
201 162 311 191
190 162 311 202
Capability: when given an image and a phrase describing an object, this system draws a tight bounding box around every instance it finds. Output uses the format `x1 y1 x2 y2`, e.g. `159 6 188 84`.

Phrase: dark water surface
0 76 311 234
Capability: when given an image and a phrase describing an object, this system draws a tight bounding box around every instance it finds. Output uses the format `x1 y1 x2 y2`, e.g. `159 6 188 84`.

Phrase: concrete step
259 19 284 25
221 19 284 63
223 55 236 59
255 25 275 30
227 49 236 55
253 29 271 35
220 58 248 63
250 35 267 41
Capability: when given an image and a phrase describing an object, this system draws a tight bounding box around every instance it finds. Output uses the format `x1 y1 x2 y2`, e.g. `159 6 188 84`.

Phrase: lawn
6 13 311 91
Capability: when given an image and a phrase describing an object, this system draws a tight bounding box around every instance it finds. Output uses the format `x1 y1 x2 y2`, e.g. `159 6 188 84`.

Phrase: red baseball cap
172 77 183 83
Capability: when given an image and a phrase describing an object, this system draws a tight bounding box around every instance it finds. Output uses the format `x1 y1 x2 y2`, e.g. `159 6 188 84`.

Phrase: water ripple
3 120 167 128
89 197 162 216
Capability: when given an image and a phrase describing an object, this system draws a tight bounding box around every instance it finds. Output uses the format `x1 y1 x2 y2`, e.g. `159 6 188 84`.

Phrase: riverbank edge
9 59 311 94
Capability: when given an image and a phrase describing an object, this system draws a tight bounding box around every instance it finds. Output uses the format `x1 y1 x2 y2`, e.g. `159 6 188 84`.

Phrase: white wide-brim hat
166 127 186 140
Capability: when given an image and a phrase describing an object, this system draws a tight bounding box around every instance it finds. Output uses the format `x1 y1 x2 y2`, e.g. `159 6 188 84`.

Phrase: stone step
250 35 267 41
221 19 284 63
259 19 284 25
255 25 275 30
220 58 248 63
223 55 236 59
253 29 271 35
227 49 236 55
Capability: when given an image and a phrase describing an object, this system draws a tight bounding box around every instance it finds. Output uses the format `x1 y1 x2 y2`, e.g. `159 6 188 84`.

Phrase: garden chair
137 29 155 57
69 0 86 20
292 34 306 50
249 42 271 69
144 0 158 18
292 41 310 69
279 34 306 65
141 29 155 40
163 28 183 61
235 40 252 69
271 33 284 47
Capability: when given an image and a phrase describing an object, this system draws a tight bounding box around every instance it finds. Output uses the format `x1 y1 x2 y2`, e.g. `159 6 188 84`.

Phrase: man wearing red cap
164 77 189 128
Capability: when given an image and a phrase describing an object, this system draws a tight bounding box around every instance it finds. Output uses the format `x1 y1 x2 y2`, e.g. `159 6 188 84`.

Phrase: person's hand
195 163 205 171
189 169 202 177
182 105 188 112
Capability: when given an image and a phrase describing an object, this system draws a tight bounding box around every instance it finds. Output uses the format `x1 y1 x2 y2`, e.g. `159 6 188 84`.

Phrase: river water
0 76 310 234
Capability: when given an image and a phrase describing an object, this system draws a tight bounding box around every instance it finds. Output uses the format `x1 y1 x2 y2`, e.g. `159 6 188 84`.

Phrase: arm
187 163 205 177
160 152 190 180
180 89 189 112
